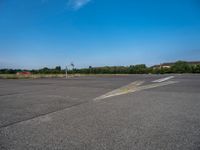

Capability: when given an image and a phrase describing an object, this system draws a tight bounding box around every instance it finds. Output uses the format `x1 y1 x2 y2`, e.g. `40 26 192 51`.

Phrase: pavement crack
0 101 88 129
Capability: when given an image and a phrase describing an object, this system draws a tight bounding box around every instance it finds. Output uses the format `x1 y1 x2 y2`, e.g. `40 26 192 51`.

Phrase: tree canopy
0 61 200 74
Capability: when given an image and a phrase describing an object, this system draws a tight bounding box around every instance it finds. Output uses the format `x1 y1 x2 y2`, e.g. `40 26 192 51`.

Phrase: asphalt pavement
0 74 200 150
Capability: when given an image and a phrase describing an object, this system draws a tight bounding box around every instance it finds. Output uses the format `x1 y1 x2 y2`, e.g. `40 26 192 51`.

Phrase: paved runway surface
0 74 200 150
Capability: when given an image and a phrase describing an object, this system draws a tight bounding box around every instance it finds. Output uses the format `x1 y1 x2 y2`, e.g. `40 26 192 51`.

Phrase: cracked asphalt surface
0 74 200 150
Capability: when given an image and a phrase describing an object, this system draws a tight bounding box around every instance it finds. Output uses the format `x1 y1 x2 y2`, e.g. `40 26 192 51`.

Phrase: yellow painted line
94 80 178 101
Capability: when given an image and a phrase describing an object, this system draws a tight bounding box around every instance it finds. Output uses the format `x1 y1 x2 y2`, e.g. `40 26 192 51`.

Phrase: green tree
55 66 61 71
171 61 191 73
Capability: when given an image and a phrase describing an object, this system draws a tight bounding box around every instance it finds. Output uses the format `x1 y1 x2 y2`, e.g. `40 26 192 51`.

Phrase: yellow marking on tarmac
94 80 178 101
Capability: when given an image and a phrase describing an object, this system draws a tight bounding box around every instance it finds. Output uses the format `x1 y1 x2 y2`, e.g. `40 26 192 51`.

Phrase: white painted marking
94 81 144 101
94 80 178 101
138 81 178 91
152 76 174 83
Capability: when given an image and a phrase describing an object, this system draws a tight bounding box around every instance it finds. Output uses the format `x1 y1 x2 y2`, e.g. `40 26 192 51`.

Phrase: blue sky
0 0 200 69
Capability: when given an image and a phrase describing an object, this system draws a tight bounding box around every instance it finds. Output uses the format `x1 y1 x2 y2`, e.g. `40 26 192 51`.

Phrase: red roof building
16 72 31 75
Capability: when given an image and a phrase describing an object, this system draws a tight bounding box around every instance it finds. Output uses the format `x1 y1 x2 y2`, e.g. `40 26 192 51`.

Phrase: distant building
16 72 31 75
152 61 200 69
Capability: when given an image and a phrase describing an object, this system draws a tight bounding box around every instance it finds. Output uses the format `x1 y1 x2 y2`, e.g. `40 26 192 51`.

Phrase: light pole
71 62 75 76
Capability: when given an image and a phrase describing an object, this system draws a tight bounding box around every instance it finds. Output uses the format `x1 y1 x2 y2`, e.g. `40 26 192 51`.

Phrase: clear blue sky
0 0 200 69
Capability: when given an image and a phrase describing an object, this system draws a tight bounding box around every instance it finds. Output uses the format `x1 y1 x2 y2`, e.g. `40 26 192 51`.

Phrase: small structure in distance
16 71 32 76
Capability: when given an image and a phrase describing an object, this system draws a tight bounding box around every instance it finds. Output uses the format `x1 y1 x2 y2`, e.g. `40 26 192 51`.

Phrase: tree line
0 61 200 74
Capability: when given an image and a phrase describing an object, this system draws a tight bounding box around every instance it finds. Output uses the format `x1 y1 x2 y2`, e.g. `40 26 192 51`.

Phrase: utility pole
65 65 68 79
